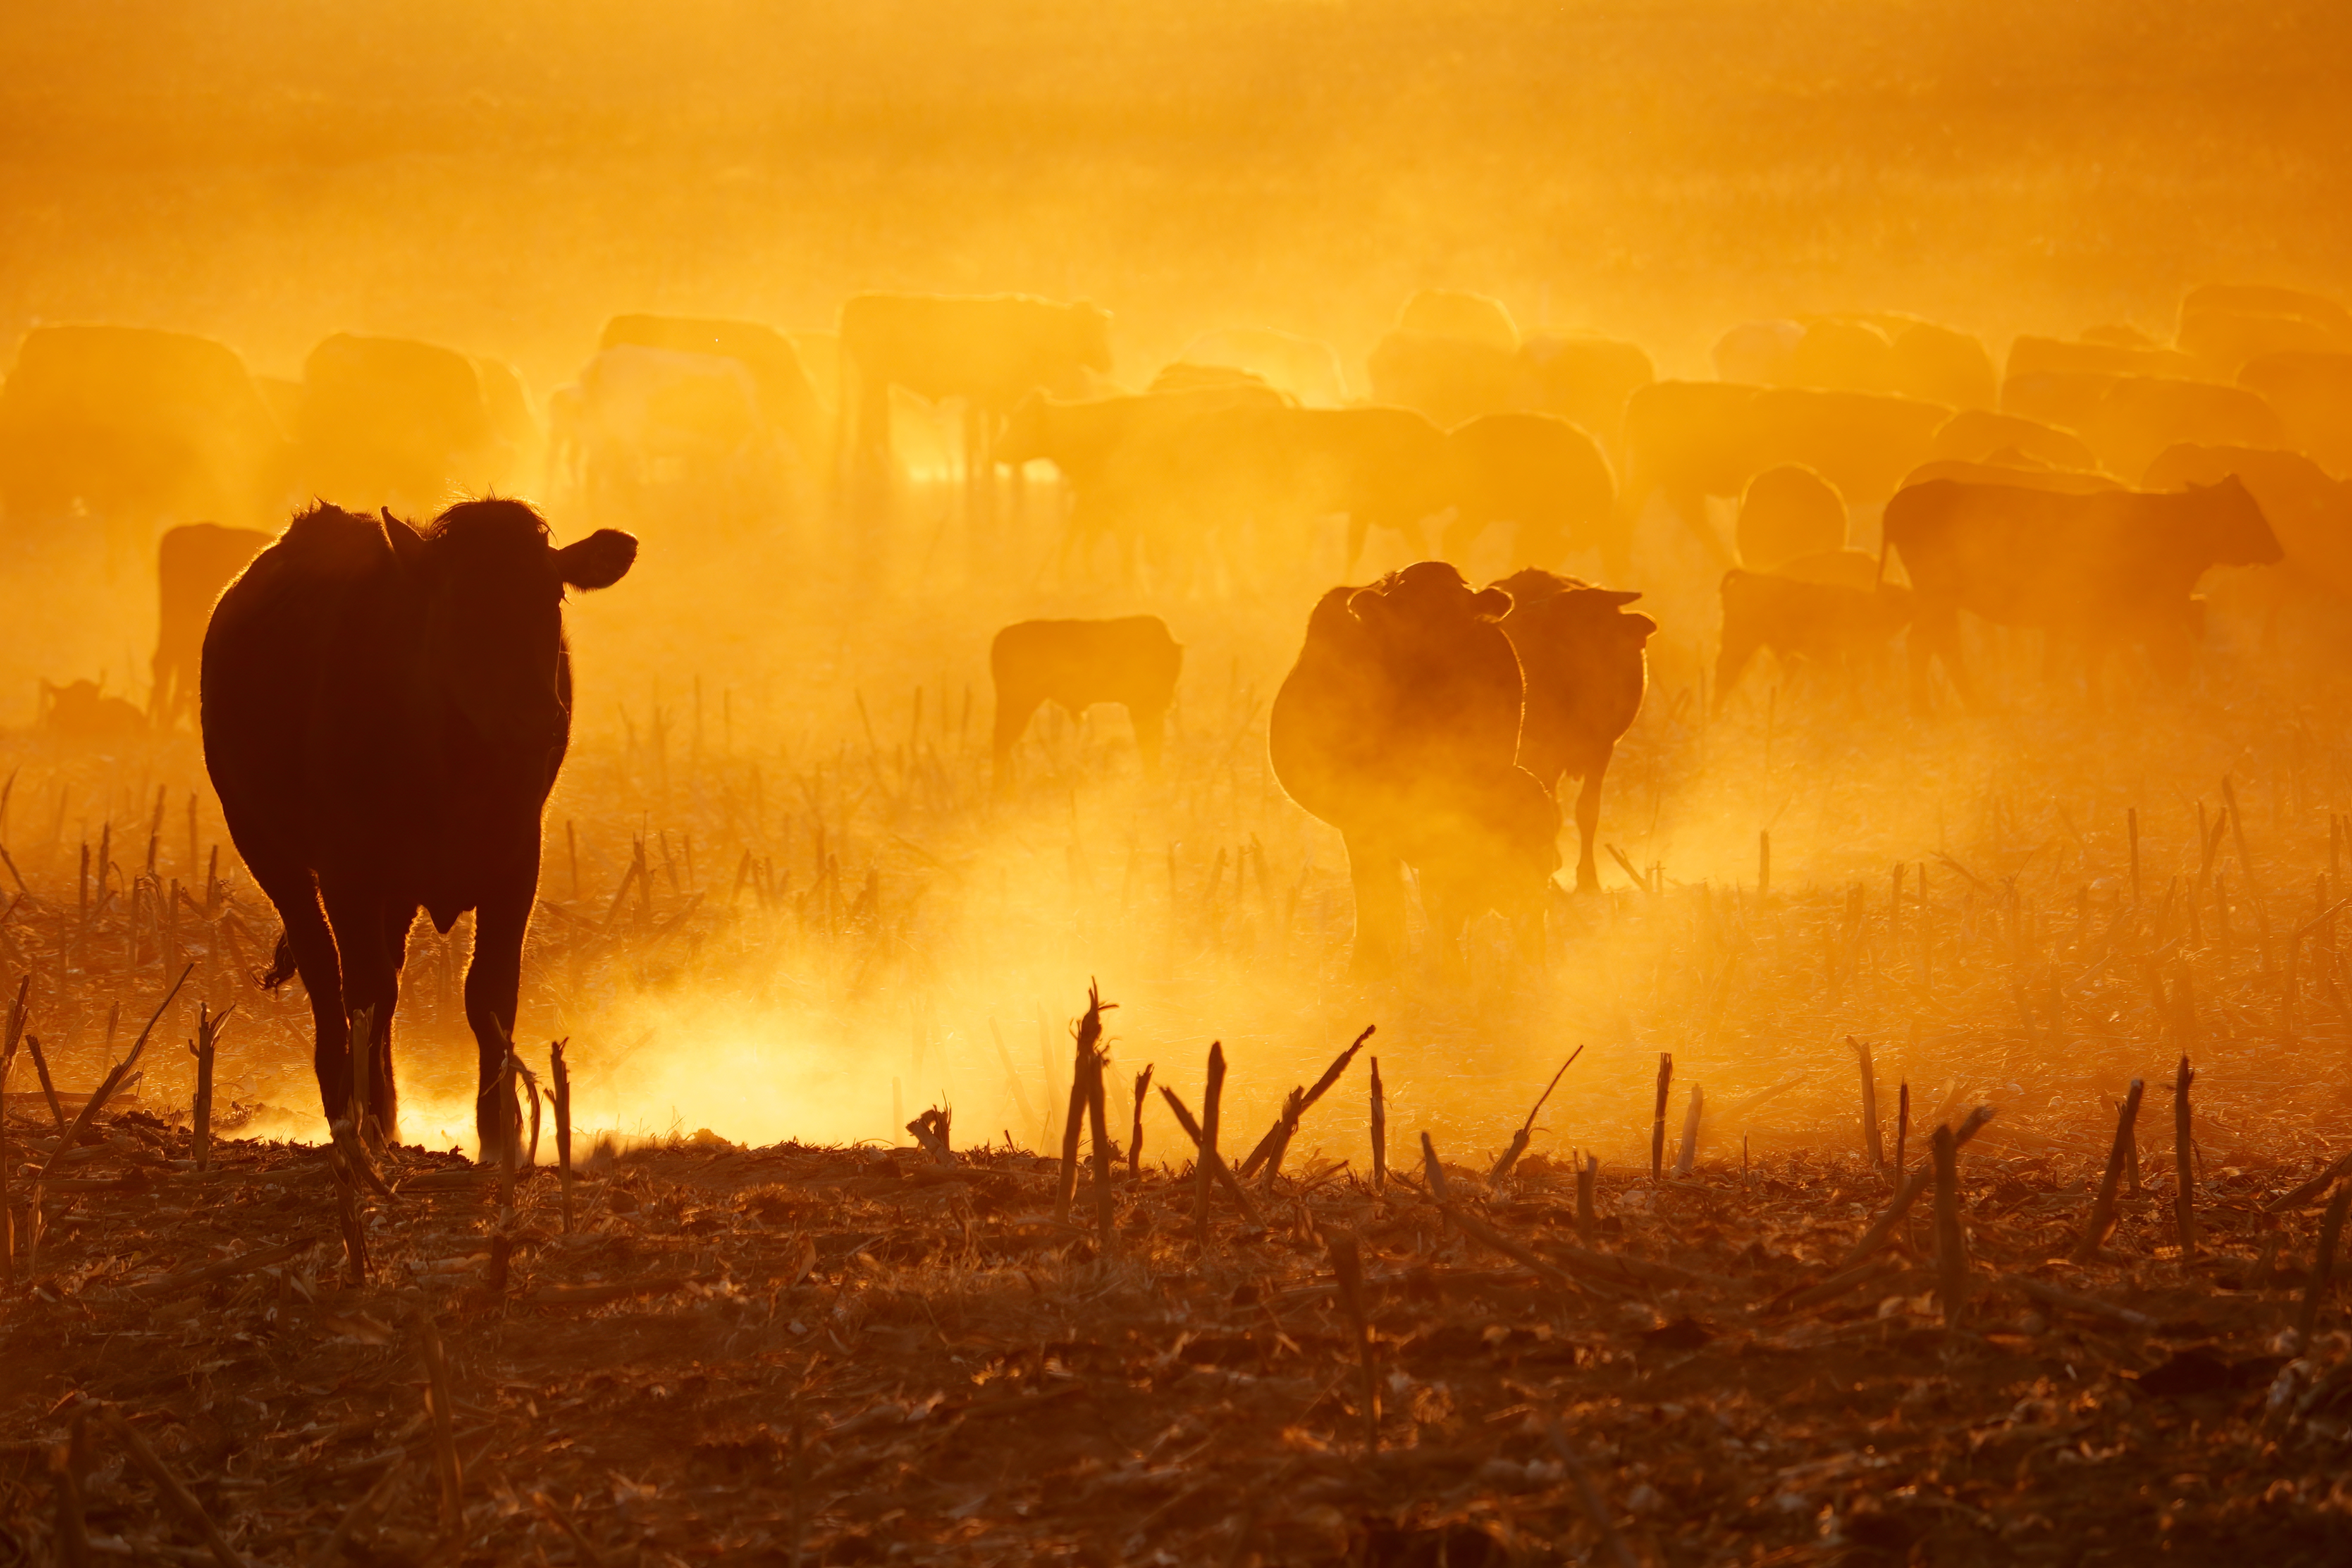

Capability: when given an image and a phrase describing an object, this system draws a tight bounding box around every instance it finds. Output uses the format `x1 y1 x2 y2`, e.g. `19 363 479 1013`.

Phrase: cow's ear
1346 586 1390 624
1471 587 1512 621
556 528 638 591
380 508 430 573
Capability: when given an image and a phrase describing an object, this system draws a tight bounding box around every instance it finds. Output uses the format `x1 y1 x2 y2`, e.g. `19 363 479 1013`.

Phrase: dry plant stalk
1323 1228 1377 1454
1674 1085 1703 1176
1837 1105 1995 1270
551 1037 575 1233
349 1003 379 1152
1368 1056 1387 1195
1491 1044 1582 1182
906 1106 954 1165
1895 1080 1910 1179
1054 984 1114 1225
420 1323 464 1535
1128 1064 1152 1180
1158 1076 1259 1228
2297 1174 2352 1345
2072 1078 2145 1263
1577 1154 1597 1241
1649 1052 1672 1180
1933 1123 1966 1326
328 1128 370 1285
1197 1040 1224 1238
1238 1022 1373 1179
1850 1036 1883 1168
1085 1043 1114 1250
188 1002 229 1173
97 1404 244 1568
2174 1055 2196 1256
28 965 188 1271
23 1027 67 1133
52 1411 89 1568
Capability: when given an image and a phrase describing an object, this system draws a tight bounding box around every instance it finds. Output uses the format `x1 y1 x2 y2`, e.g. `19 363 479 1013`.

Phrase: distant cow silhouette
1514 334 1655 452
989 617 1182 789
1178 328 1348 406
1736 465 1846 570
2079 377 2285 479
1368 331 1519 430
1930 409 2101 473
1493 569 1654 893
1714 317 1994 408
1882 478 2279 711
555 346 784 531
1442 412 1615 567
836 293 1112 507
1182 403 1454 574
1716 566 1912 713
1269 561 1558 974
600 314 827 474
2144 443 2352 601
0 325 285 543
152 523 272 728
1398 290 1520 354
292 334 515 514
42 679 147 744
202 500 636 1158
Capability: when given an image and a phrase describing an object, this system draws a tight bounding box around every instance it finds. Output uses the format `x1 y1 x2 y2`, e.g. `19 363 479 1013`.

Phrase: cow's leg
1572 758 1610 895
318 873 398 1139
991 688 1043 794
243 855 351 1126
1127 700 1168 776
1909 601 1971 716
464 879 535 1166
1342 828 1406 978
372 902 419 1141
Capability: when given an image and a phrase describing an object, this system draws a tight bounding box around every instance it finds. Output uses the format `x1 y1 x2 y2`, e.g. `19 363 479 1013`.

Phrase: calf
1493 569 1656 893
203 500 636 1159
1714 567 1913 714
152 522 273 728
990 617 1182 788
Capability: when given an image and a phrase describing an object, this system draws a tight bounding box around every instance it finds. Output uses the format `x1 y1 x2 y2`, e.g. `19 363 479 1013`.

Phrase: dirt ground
3 1048 2349 1568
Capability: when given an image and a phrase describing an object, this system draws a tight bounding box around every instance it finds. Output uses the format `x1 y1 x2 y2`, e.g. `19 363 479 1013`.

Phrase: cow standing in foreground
152 522 272 728
1269 562 1559 976
1492 569 1656 894
990 617 1182 790
202 500 637 1157
1881 477 2279 712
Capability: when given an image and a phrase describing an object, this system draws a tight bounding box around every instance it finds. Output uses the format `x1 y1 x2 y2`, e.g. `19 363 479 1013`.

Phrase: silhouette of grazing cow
1269 561 1559 975
202 499 636 1159
990 617 1182 789
1714 567 1912 715
152 522 272 728
1881 477 2279 712
1442 412 1615 567
1492 569 1655 894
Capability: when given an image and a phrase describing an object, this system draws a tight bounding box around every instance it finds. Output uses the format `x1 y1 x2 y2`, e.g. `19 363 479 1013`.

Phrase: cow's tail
261 928 298 993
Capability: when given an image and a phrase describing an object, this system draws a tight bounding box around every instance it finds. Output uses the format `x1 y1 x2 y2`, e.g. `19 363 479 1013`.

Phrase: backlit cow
989 617 1182 789
152 522 272 728
202 500 636 1159
1442 412 1615 567
1715 567 1912 713
292 334 514 514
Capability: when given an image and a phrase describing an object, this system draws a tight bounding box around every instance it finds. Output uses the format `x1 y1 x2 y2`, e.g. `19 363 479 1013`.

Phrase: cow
152 523 272 728
1898 460 2122 496
1715 566 1912 713
599 315 827 473
2079 376 2285 479
1736 464 1846 570
42 679 147 744
989 617 1181 789
2179 308 2346 381
1367 331 1519 430
1268 561 1557 974
1181 403 1454 575
1398 290 1520 354
1618 384 1948 569
835 293 1112 507
555 346 782 531
0 325 285 547
201 499 637 1159
1930 409 2101 473
1442 412 1615 567
1881 477 2280 712
293 335 512 514
995 384 1288 579
1714 318 1994 408
2143 443 2352 601
2237 351 2352 475
1514 334 1655 452
1177 328 1348 406
1493 568 1654 893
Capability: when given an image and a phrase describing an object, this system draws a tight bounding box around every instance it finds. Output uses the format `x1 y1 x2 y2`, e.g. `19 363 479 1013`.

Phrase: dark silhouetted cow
152 522 272 728
1881 477 2279 711
202 500 636 1159
1269 562 1557 974
989 617 1182 788
1492 569 1654 894
1736 464 1846 570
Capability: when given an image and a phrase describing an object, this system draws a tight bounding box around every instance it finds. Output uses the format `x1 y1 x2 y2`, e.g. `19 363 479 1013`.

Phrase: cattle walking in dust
836 294 1112 513
1715 567 1912 714
202 500 637 1159
598 315 829 476
1881 478 2279 712
291 334 518 514
1442 412 1615 567
989 617 1182 790
152 522 272 728
1492 569 1654 894
1269 562 1558 976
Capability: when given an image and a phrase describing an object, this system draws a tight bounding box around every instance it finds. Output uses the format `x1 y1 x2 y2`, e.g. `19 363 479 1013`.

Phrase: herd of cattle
6 280 2351 1146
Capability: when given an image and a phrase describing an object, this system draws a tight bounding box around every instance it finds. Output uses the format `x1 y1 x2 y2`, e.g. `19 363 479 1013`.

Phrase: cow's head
2195 475 2285 567
1349 561 1512 629
381 500 636 755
